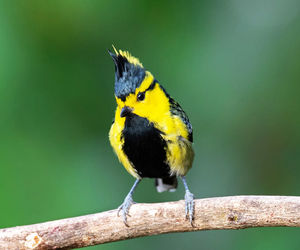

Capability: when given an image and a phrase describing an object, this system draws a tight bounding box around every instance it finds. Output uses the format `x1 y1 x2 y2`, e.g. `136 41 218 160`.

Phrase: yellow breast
109 107 139 179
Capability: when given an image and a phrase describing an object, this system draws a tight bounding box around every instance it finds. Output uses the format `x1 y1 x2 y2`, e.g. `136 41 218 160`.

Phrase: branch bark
1 196 300 249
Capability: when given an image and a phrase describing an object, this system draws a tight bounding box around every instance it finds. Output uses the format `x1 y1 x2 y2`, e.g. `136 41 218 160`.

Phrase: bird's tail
155 176 178 192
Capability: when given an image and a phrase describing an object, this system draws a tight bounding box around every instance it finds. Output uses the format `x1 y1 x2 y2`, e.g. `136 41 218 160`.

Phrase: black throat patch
121 113 171 178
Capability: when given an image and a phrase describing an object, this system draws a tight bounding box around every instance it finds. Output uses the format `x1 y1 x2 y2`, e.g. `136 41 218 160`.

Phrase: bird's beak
120 106 133 117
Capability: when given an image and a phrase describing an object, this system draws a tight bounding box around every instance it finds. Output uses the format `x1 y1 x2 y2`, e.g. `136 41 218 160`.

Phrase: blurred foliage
1 0 300 249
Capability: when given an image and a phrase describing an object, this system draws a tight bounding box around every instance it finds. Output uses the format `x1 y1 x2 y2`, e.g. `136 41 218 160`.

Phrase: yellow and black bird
108 47 195 225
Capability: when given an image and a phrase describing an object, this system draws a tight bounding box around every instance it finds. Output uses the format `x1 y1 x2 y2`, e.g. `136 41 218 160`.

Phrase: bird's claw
184 190 194 224
117 194 134 226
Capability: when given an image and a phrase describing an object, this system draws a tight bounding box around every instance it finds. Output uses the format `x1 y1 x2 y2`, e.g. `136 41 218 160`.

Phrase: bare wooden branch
1 196 300 249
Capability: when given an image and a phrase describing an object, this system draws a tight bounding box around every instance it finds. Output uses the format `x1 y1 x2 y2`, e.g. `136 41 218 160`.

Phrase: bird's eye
137 92 145 101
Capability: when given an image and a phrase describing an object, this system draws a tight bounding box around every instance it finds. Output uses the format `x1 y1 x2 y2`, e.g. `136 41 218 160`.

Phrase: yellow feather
112 44 118 55
109 105 139 179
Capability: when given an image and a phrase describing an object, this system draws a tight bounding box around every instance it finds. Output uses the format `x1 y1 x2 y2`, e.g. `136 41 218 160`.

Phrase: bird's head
109 47 169 121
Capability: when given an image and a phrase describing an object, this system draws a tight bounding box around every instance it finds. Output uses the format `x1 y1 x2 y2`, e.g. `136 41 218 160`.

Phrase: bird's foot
184 190 194 224
117 194 135 226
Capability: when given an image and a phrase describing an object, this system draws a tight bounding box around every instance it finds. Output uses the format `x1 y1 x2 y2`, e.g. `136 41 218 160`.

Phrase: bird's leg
117 178 140 226
180 176 194 224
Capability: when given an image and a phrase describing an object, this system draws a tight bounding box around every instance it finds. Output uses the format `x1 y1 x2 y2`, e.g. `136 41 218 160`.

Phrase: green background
1 1 300 249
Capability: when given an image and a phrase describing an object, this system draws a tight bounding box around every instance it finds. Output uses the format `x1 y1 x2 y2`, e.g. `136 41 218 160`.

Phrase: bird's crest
111 45 143 68
109 46 146 100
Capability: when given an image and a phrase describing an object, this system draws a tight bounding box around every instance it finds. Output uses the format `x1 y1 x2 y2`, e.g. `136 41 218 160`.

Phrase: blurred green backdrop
1 0 300 249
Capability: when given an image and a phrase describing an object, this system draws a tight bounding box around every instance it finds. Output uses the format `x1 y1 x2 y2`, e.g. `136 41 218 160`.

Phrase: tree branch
1 196 300 249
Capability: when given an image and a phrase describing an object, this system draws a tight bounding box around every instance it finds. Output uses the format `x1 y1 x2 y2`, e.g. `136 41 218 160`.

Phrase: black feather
122 113 171 178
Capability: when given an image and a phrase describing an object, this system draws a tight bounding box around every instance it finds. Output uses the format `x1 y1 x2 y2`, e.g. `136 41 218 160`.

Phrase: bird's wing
169 97 193 142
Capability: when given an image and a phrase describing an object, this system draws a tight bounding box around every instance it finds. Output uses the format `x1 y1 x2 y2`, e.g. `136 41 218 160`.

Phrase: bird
108 46 195 225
